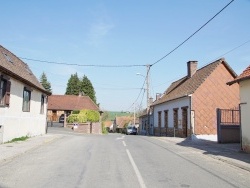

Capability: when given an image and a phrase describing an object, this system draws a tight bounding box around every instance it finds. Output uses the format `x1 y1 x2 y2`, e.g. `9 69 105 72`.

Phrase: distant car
59 114 70 123
59 114 65 123
126 126 137 135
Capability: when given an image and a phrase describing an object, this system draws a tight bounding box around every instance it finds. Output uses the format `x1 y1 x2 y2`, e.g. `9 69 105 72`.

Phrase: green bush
72 110 80 114
67 109 100 123
67 114 79 123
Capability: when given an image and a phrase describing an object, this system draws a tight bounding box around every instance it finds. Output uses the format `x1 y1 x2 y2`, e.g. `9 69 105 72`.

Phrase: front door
182 108 188 137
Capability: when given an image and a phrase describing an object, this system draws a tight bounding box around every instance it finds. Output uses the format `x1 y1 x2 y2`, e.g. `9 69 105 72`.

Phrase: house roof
103 121 113 128
0 45 50 95
115 116 138 128
227 65 250 85
48 95 99 111
138 109 147 118
153 58 237 106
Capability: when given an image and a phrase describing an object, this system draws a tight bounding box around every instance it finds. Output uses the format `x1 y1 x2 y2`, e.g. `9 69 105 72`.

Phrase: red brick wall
192 63 239 135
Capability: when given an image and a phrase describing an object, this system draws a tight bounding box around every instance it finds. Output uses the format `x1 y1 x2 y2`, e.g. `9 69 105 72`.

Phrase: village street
0 126 250 188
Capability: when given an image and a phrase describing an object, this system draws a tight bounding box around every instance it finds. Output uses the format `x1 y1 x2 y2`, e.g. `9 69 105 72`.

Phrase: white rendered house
0 45 50 143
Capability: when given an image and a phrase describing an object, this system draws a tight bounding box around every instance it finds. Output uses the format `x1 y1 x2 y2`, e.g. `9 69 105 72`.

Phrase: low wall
67 122 102 134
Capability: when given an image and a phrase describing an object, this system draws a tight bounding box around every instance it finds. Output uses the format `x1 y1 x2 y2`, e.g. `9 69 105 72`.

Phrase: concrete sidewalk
154 136 250 172
0 134 61 163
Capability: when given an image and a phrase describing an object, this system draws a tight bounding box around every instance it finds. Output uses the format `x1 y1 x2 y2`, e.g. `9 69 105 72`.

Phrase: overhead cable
19 57 146 68
150 0 235 66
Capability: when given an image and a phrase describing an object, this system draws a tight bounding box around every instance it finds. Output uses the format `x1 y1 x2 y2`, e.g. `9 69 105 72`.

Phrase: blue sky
1 0 250 112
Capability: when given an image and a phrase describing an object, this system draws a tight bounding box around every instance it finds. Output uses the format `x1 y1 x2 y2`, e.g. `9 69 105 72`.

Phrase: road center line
122 141 126 147
126 149 146 188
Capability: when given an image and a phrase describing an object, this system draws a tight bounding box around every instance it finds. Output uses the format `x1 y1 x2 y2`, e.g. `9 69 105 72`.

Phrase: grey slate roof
152 58 237 106
0 45 50 95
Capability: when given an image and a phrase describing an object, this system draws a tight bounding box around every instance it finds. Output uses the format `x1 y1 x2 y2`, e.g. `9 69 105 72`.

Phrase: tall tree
65 73 80 95
40 72 52 93
80 75 97 103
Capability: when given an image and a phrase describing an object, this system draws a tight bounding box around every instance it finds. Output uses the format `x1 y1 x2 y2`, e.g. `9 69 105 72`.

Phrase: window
40 95 45 114
0 76 11 106
173 108 178 129
164 110 168 128
23 87 31 112
158 111 162 128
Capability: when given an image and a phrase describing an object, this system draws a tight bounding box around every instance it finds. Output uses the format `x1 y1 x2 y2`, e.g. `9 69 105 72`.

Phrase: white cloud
86 4 115 46
87 21 114 46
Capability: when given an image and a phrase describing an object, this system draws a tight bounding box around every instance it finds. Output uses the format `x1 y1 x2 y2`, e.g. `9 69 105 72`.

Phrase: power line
19 57 146 68
126 77 147 111
150 0 235 67
213 39 250 61
151 38 250 89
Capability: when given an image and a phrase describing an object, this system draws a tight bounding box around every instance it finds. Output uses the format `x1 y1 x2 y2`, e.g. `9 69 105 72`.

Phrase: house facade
113 116 138 133
0 45 50 143
152 59 239 140
228 65 250 153
138 109 154 135
47 94 100 124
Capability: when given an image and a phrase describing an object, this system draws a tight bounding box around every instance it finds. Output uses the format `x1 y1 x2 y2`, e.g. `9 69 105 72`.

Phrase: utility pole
133 103 136 126
146 64 150 135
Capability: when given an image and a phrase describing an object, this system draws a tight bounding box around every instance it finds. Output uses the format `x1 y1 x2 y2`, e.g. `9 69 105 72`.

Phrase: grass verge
7 136 29 143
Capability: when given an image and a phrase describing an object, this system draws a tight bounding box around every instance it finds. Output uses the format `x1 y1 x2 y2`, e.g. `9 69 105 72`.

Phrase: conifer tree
65 73 80 95
80 75 97 103
40 72 52 93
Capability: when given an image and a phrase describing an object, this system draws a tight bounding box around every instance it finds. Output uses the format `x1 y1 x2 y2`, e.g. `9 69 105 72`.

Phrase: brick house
47 94 100 123
152 58 239 140
228 65 250 153
0 45 51 143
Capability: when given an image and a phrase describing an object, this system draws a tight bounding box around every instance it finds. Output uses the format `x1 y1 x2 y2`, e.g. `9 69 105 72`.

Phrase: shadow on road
177 138 250 165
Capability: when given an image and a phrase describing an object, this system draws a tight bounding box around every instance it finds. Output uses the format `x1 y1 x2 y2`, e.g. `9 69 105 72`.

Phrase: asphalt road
0 127 249 188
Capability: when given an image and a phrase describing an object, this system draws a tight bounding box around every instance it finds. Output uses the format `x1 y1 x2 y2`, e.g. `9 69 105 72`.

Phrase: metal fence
220 109 240 125
217 108 240 143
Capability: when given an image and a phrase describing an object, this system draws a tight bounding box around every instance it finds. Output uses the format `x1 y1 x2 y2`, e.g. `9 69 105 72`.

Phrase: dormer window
4 53 13 63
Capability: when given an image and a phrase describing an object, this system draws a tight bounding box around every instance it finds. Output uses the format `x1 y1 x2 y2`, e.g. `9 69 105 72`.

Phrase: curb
154 137 250 172
0 135 62 163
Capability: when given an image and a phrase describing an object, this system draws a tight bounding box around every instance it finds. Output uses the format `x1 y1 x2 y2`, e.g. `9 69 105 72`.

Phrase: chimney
156 93 162 100
187 61 198 77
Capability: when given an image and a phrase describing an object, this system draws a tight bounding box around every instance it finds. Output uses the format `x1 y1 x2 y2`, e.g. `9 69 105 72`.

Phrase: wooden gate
217 108 240 143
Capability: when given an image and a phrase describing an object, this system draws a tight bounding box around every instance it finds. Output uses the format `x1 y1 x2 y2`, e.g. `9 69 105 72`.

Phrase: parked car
59 114 69 123
126 126 137 135
59 114 65 123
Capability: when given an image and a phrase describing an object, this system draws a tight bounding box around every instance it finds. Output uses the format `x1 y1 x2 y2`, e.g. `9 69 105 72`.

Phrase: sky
1 0 250 112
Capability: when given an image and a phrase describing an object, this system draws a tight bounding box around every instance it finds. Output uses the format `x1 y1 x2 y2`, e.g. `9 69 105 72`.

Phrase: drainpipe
239 102 247 151
188 94 195 139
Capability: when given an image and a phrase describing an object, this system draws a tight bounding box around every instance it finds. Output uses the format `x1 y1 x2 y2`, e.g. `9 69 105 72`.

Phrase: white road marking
126 149 146 188
122 141 126 147
116 135 125 140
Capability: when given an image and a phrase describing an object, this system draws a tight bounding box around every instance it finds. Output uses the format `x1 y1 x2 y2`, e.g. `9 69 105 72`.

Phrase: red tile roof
227 65 250 85
0 45 50 94
103 121 113 128
115 116 138 128
153 58 237 106
48 95 99 111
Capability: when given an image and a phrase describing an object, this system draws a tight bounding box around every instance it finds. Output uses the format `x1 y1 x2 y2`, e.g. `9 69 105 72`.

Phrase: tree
40 72 52 93
65 73 80 95
79 75 97 103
